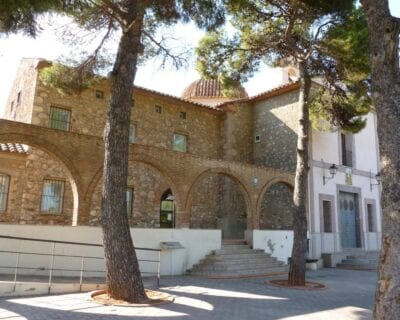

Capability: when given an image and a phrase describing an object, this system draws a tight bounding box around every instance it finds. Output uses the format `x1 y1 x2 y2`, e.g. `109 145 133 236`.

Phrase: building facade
0 58 381 266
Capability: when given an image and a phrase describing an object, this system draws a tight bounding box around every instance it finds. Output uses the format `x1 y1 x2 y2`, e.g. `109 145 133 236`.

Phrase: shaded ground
0 268 376 320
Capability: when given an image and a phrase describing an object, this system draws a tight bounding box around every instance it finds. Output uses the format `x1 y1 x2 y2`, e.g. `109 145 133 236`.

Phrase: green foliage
39 61 102 96
0 0 59 36
196 0 370 133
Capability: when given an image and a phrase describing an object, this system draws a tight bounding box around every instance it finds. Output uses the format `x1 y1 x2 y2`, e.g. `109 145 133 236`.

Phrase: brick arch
0 132 81 225
256 177 295 230
185 168 253 230
85 154 182 225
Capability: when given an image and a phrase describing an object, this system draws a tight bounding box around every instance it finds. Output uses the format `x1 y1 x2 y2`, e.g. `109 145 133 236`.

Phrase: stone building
0 58 381 268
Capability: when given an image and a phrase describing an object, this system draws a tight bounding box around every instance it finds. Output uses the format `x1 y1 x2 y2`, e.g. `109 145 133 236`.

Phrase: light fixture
322 160 337 185
370 170 381 191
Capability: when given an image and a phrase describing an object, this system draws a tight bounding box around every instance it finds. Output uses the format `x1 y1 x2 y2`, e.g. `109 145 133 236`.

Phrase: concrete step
341 258 378 265
336 263 377 271
214 248 264 255
191 261 286 272
189 266 289 277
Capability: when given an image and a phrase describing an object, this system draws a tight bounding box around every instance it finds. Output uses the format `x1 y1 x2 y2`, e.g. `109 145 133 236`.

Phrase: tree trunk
100 2 147 303
288 61 311 286
360 1 400 319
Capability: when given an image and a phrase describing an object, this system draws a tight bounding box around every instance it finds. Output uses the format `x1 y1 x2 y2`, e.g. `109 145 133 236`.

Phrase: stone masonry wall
31 70 223 159
90 161 170 227
222 104 253 163
260 183 294 230
3 58 38 123
0 153 27 222
19 148 74 225
253 90 299 171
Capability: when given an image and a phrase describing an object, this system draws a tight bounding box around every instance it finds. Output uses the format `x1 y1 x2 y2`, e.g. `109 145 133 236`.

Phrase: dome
181 78 248 100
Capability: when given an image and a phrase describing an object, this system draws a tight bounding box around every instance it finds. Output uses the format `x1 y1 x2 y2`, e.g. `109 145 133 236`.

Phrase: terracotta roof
181 78 248 100
0 143 28 154
216 81 301 108
133 85 224 112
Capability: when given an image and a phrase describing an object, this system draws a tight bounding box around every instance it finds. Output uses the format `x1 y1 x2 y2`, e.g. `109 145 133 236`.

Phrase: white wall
251 230 293 263
0 225 221 277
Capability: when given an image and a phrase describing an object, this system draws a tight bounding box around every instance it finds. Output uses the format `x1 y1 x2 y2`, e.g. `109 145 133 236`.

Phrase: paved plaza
0 269 376 320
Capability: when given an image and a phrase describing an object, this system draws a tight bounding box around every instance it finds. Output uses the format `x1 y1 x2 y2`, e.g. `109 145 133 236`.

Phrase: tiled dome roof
181 78 248 99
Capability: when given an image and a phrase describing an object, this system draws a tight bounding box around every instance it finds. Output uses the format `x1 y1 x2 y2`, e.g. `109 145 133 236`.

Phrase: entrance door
160 189 174 228
339 192 360 248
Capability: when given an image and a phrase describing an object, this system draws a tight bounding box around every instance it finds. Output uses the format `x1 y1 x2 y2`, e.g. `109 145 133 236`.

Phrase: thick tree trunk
288 61 311 286
361 1 400 319
100 2 147 303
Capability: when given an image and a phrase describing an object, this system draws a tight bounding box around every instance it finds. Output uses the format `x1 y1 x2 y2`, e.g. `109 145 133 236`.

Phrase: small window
126 187 133 217
40 179 65 214
322 200 332 233
95 90 104 99
255 135 261 143
10 101 16 119
0 174 10 212
129 124 136 144
17 91 22 104
179 111 186 120
49 106 71 131
367 203 375 232
172 133 187 152
341 133 353 167
155 105 163 114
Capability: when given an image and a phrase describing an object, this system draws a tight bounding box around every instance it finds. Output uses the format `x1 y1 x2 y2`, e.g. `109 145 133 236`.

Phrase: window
255 135 261 143
179 111 186 120
172 133 187 152
367 203 375 232
95 90 104 99
322 200 332 233
49 107 71 131
0 174 10 212
126 187 133 217
129 124 136 143
155 105 163 114
10 101 16 119
341 133 353 167
40 179 64 214
17 91 22 104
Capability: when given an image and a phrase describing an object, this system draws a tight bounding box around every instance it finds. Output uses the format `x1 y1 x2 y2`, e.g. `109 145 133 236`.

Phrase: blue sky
1 1 399 115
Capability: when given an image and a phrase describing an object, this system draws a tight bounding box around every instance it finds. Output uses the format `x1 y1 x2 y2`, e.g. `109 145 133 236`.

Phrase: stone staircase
336 249 380 271
187 242 289 278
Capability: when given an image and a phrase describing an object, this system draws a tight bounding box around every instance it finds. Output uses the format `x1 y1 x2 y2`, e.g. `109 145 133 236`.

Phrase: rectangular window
49 107 71 131
129 124 136 143
172 133 187 152
17 91 22 104
179 111 186 120
322 200 332 233
367 203 375 232
0 174 10 212
155 105 163 114
341 133 353 167
40 179 64 214
126 187 133 217
95 90 104 99
255 135 261 143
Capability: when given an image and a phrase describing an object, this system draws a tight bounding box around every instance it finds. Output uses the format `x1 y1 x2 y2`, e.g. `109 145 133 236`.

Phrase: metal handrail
0 235 161 292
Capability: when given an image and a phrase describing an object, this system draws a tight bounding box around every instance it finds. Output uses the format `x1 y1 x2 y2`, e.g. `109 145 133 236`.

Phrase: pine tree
197 0 369 286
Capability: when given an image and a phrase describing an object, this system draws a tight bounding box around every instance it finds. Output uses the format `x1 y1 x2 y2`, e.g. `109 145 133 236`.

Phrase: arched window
160 189 174 228
0 173 10 212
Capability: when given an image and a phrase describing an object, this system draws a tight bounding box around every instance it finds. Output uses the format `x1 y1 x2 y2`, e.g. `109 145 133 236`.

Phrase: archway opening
160 189 174 228
260 182 295 230
189 172 247 239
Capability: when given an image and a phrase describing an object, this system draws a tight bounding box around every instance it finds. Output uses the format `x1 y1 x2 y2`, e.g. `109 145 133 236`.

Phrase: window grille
0 174 10 212
129 124 136 143
40 179 64 214
126 188 133 217
172 133 187 152
49 107 71 131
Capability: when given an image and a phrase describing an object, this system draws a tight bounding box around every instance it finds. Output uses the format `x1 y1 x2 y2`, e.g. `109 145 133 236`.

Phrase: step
191 261 286 272
189 266 289 277
222 239 247 245
342 258 378 265
210 252 269 259
214 248 264 255
336 263 377 271
204 256 280 265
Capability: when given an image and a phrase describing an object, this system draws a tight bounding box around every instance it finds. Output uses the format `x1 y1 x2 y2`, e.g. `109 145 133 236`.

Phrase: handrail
0 235 161 252
0 234 161 292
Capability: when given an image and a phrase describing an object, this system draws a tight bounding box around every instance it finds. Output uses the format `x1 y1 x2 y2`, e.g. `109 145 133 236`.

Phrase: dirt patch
91 289 174 307
268 279 326 290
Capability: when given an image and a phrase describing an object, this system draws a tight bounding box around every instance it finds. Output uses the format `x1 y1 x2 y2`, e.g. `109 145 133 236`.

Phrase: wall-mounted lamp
370 170 381 191
322 160 338 185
